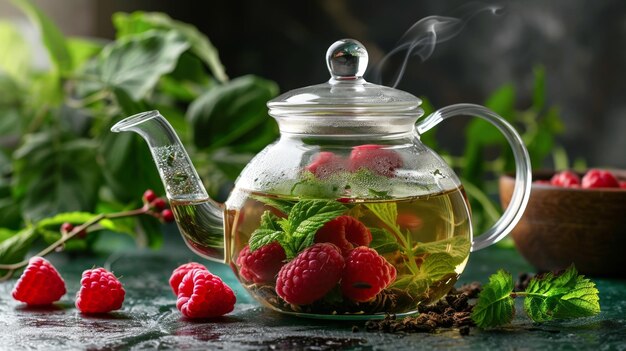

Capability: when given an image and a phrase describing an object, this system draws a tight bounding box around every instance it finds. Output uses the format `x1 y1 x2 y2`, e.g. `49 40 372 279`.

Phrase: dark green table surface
1 230 625 351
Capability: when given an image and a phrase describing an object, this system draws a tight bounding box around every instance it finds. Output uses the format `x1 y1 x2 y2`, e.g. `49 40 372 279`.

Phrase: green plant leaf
35 211 130 237
13 132 101 221
413 236 470 265
37 212 114 230
100 125 164 203
66 37 103 71
418 253 458 281
157 52 208 102
485 83 516 119
532 66 546 112
287 200 346 253
186 75 279 150
0 21 31 85
0 227 38 265
136 215 163 249
288 171 344 199
249 195 295 215
228 119 279 153
524 265 600 322
0 228 16 242
369 228 399 254
0 197 22 230
249 211 289 254
11 0 72 74
112 11 228 83
209 148 255 180
249 229 284 250
472 270 515 328
78 30 189 101
365 202 400 233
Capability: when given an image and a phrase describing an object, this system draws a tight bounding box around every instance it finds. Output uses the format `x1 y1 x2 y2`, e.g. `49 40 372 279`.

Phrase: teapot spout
111 111 226 263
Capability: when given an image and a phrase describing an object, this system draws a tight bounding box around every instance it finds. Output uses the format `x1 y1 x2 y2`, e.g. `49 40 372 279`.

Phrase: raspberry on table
12 257 66 306
75 268 125 314
275 243 344 305
550 170 580 187
236 243 286 284
176 269 236 318
581 169 620 188
341 246 397 302
315 216 372 256
348 144 403 177
305 152 346 178
169 262 208 295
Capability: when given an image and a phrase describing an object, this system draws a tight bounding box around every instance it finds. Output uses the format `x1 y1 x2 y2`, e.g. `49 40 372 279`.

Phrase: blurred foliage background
2 0 612 262
0 1 281 260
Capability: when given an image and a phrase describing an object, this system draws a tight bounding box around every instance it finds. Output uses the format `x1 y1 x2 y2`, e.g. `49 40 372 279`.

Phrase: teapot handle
415 103 532 251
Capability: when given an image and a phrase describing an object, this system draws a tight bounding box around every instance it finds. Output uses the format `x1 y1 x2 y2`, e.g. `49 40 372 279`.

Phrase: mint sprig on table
249 199 346 258
472 266 601 328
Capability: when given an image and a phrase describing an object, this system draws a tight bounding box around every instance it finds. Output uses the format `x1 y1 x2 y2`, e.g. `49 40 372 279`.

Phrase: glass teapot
111 39 531 319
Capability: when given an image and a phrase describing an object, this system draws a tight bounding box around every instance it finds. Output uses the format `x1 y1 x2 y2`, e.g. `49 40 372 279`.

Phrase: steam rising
373 4 504 87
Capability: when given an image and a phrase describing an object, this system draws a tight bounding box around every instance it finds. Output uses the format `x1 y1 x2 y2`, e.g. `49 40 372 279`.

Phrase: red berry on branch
143 189 157 203
151 198 167 211
76 229 88 239
162 209 175 223
60 222 74 234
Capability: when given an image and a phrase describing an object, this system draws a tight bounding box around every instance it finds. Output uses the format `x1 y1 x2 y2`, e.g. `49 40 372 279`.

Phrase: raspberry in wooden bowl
499 169 626 277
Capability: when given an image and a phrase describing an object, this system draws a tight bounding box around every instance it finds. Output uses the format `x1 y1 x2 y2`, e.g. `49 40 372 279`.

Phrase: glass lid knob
326 39 369 80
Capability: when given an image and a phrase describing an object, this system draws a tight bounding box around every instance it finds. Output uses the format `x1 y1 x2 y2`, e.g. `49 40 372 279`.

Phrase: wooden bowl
499 170 626 277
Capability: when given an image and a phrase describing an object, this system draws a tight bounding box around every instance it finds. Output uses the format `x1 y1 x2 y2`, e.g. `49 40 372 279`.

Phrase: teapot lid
267 39 422 117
